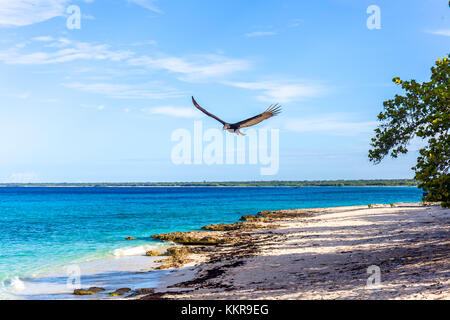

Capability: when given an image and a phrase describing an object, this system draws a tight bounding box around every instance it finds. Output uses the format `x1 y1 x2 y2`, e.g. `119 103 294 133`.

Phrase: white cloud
131 40 158 46
0 1 159 27
285 115 377 135
245 31 277 37
32 36 55 42
426 29 450 37
0 37 248 83
142 106 202 118
79 103 106 111
43 37 72 48
8 171 38 183
225 80 325 103
128 54 250 82
128 0 162 13
0 0 69 27
0 39 133 64
64 82 183 99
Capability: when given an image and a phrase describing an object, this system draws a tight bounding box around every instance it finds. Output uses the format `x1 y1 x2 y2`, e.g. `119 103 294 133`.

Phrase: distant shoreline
0 179 418 188
0 185 418 188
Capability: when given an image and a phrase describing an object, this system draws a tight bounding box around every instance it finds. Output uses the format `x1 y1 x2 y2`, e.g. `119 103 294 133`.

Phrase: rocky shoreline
144 208 321 272
75 203 450 300
141 203 450 300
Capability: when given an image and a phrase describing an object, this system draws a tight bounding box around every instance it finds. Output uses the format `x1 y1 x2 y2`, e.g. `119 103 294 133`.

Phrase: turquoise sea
0 186 422 299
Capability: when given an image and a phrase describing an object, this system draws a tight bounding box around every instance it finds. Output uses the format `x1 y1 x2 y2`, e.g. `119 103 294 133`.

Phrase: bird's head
222 124 230 130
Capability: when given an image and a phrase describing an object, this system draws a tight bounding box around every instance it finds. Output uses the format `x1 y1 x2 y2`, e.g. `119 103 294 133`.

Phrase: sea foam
113 245 163 257
8 277 26 291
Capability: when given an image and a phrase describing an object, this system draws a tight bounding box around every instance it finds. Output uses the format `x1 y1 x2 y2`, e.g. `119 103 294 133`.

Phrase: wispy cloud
64 82 183 99
285 115 377 135
80 103 106 110
128 0 162 14
8 171 38 183
142 106 202 118
32 36 55 42
128 54 250 82
0 35 248 83
0 38 133 64
426 29 450 37
0 0 68 27
244 31 277 37
2 91 31 99
0 1 160 27
131 40 158 46
225 80 325 103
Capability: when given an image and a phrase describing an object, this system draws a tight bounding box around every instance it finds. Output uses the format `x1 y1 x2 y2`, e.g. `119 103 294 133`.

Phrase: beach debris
125 236 136 240
108 288 131 296
73 287 105 295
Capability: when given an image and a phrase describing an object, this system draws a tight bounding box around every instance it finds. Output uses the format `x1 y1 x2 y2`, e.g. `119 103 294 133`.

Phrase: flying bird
191 96 281 136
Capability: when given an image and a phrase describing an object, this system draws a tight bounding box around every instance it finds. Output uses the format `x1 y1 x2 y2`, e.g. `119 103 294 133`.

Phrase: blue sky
0 0 448 182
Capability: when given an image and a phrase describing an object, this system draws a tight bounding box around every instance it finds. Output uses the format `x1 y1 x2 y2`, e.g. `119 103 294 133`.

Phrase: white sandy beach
142 203 449 300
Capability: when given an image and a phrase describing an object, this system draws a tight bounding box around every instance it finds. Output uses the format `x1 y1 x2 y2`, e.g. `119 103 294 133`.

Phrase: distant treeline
0 179 417 187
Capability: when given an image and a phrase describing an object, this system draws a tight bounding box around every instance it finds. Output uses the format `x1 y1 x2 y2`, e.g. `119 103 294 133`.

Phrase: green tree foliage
369 56 449 207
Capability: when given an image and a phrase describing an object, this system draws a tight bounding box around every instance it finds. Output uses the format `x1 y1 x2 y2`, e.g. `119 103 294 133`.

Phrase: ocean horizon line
0 179 417 188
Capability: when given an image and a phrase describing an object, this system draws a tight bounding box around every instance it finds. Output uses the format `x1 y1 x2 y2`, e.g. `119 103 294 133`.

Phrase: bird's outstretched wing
233 104 281 129
192 97 226 125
